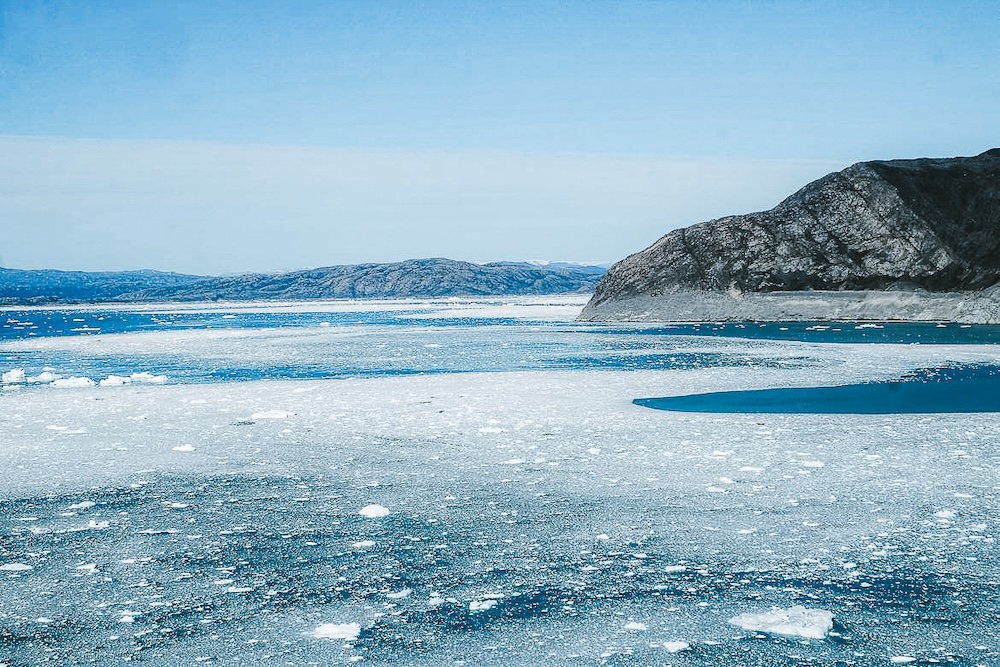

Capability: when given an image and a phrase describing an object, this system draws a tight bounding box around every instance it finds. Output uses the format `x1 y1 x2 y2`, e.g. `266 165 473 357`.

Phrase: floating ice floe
310 623 361 640
469 599 499 612
890 657 916 664
0 563 33 572
172 444 195 452
1 369 26 384
251 409 292 419
68 501 95 510
51 377 95 388
130 372 167 384
663 641 690 653
100 375 129 387
729 606 834 640
28 371 59 384
623 621 647 631
358 504 390 518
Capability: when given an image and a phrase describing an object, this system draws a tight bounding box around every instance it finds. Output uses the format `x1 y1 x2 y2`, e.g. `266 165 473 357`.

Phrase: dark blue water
6 309 1000 344
635 364 1000 414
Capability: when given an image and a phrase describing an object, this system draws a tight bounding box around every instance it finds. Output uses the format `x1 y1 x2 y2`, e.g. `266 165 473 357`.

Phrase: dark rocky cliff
583 149 1000 322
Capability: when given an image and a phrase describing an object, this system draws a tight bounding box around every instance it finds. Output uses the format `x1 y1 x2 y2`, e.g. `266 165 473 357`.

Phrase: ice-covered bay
0 300 998 665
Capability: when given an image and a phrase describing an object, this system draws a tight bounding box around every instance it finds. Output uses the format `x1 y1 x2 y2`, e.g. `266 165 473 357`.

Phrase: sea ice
51 377 95 388
358 504 390 518
729 606 834 639
0 563 33 572
1 369 25 384
251 410 292 419
310 623 361 640
172 444 195 452
663 641 690 653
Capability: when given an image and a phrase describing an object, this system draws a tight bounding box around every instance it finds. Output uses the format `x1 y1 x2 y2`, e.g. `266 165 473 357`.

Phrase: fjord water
1 298 998 666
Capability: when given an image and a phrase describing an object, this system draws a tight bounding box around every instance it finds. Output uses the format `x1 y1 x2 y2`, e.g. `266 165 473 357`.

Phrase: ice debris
729 606 834 640
310 623 361 640
358 504 390 518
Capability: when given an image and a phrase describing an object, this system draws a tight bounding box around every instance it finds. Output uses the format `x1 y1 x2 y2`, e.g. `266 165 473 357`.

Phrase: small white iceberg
51 376 95 388
0 563 33 572
309 622 361 640
251 409 292 419
663 641 690 653
358 504 390 518
1 368 26 384
729 606 834 640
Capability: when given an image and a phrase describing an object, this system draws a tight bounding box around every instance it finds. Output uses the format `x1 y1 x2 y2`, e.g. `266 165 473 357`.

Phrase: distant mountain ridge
582 148 1000 323
0 259 605 305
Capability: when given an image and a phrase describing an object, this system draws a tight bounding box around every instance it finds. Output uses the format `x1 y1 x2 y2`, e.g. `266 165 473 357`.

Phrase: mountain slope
581 149 1000 322
1 259 604 304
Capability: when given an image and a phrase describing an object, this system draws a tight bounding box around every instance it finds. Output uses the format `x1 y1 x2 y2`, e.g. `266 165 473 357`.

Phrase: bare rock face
582 149 1000 322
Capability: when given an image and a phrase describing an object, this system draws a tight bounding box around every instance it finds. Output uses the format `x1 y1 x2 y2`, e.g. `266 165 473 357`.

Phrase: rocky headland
580 149 1000 323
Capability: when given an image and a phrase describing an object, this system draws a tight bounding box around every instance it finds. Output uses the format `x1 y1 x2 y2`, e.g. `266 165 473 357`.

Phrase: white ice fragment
68 501 95 510
1 369 25 384
310 623 361 640
587 447 601 455
729 606 834 640
705 486 727 493
387 588 412 599
172 444 195 452
663 641 690 653
469 599 498 612
100 375 131 387
129 372 167 384
0 563 33 572
801 461 825 468
663 565 686 573
596 534 610 541
890 658 916 664
251 410 292 419
934 510 956 519
119 615 135 624
359 504 390 518
352 540 376 548
502 458 525 465
27 372 58 384
51 376 95 388
623 621 647 631
75 563 97 574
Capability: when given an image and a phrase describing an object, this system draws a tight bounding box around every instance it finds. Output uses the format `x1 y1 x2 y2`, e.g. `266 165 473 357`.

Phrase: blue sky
1 1 998 273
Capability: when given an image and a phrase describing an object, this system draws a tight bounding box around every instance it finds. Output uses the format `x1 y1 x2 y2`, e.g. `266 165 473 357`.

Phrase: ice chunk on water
51 377 95 388
1 369 25 384
663 641 690 653
130 372 167 384
0 563 33 572
172 444 195 452
469 599 498 612
68 501 95 510
623 621 647 631
359 504 390 518
100 375 130 387
251 410 292 419
729 606 834 639
310 623 361 640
